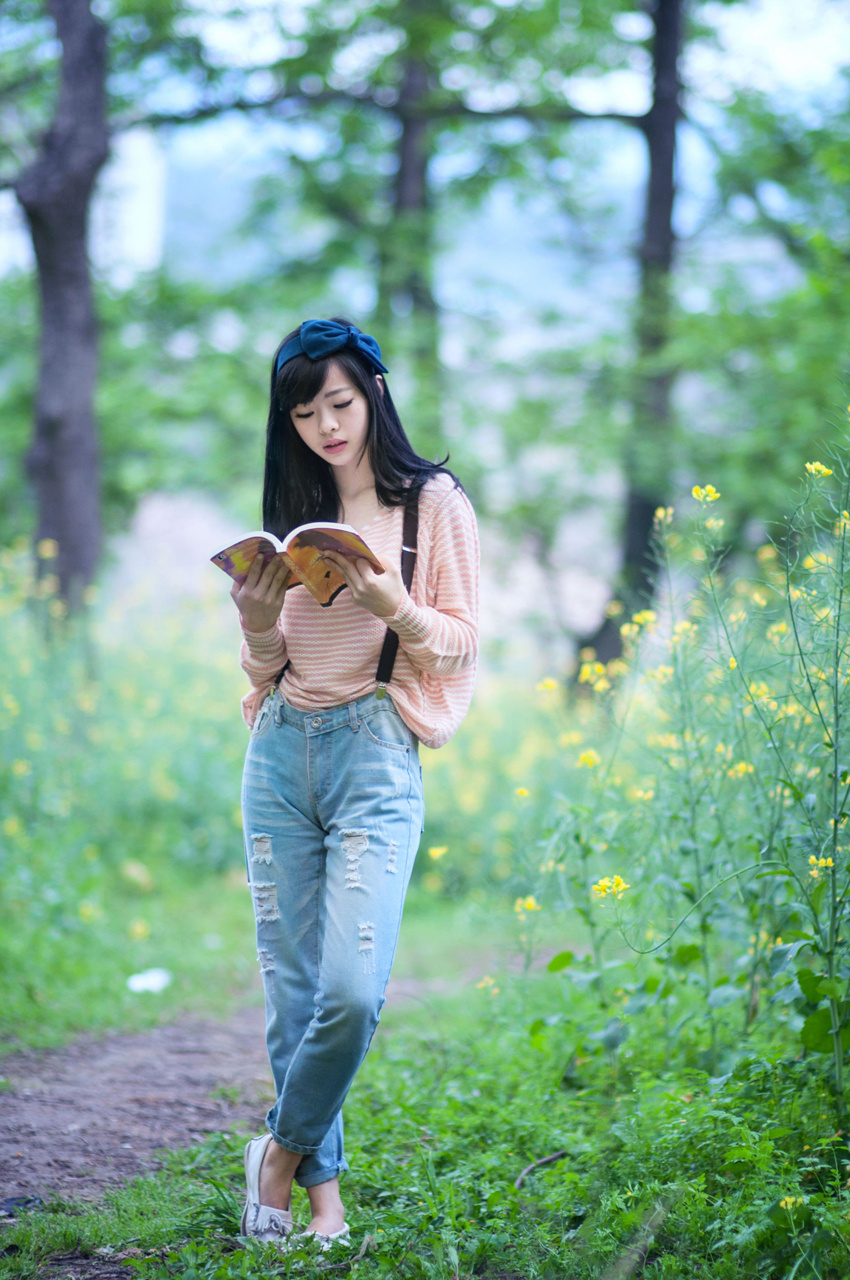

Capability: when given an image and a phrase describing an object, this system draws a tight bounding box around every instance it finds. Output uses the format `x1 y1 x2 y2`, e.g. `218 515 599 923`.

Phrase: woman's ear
375 374 385 397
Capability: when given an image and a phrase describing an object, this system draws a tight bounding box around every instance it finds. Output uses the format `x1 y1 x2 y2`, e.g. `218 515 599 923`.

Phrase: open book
211 522 384 607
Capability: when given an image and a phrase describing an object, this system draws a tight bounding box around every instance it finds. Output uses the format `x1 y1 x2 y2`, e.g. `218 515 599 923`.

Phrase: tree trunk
579 0 682 663
376 56 442 457
14 0 109 609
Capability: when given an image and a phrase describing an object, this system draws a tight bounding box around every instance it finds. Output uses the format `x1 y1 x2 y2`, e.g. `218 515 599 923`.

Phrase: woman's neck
333 458 380 527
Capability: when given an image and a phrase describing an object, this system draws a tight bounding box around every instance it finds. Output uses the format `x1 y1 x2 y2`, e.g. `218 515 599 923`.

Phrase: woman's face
290 360 375 474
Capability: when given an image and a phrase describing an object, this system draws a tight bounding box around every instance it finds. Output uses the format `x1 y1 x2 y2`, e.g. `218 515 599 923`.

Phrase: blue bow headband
275 320 388 377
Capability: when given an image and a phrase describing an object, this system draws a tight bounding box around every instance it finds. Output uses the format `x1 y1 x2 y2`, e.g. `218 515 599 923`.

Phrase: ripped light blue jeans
241 689 424 1188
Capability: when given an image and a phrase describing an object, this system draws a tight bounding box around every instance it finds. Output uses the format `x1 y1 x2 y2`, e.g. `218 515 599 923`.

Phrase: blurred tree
204 0 638 456
0 0 273 602
6 0 108 608
578 0 683 660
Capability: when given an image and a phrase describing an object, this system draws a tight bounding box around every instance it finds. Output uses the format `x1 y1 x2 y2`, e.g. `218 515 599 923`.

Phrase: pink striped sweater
239 472 479 749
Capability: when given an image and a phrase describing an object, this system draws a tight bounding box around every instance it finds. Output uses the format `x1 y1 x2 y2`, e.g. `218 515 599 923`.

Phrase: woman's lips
323 440 346 454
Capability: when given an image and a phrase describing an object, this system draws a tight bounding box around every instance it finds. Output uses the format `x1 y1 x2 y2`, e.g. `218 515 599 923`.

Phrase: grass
4 929 850 1279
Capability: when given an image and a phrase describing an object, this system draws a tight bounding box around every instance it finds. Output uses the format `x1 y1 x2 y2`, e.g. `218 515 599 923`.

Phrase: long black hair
262 317 453 538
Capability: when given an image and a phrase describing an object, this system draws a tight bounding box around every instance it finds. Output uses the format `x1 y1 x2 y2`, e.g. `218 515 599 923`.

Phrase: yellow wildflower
692 484 720 503
592 875 630 899
632 609 657 627
729 657 737 671
756 544 777 563
620 622 639 639
428 846 448 860
593 676 611 692
605 599 625 617
37 538 59 559
514 894 541 921
646 665 674 683
577 749 601 768
727 761 754 779
779 1195 804 1210
653 506 674 525
579 661 606 684
704 518 724 531
536 677 558 691
805 461 833 478
515 787 529 797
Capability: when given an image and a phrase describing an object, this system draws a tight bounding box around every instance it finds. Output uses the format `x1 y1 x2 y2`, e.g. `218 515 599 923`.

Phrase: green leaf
799 1007 850 1053
587 1018 629 1051
811 879 829 915
817 977 843 1000
796 967 826 1004
723 1144 754 1163
548 950 574 972
672 944 702 967
707 983 744 1009
770 940 811 976
778 777 805 803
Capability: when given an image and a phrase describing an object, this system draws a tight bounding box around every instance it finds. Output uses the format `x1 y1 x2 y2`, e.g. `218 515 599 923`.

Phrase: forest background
3 0 850 1277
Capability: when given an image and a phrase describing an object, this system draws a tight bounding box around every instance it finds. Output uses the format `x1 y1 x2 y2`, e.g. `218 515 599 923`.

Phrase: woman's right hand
231 555 292 632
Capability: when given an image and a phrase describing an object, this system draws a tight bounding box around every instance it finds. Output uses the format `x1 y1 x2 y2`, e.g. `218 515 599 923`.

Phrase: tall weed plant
545 455 850 1126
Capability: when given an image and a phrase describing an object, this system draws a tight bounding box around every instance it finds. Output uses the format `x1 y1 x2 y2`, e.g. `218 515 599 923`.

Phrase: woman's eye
294 411 314 419
333 400 353 410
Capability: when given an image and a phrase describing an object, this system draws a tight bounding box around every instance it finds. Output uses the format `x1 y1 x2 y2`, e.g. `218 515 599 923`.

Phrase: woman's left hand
322 552 405 619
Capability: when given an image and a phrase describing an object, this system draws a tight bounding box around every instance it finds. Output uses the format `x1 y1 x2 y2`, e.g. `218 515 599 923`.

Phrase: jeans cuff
268 1130 321 1156
296 1159 349 1189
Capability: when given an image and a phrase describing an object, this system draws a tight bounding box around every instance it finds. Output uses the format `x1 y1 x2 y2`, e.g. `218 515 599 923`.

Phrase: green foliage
0 544 259 1045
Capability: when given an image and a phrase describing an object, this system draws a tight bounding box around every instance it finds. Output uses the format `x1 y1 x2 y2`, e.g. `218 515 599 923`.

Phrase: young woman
232 318 479 1247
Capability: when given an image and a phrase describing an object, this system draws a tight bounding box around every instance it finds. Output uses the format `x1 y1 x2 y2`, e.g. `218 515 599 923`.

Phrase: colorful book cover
211 523 384 607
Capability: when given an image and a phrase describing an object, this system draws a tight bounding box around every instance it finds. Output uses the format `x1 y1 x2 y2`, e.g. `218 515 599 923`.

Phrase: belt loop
349 702 359 732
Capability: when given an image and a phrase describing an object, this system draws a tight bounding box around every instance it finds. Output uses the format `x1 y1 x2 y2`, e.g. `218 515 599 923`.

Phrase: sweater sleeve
239 619 288 690
382 486 479 677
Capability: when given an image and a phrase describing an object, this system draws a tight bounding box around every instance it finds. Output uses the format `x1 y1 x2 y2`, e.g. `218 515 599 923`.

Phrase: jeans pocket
252 696 275 739
360 707 412 753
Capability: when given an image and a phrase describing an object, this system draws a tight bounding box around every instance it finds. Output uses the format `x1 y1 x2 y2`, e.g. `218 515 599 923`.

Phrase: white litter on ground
126 968 172 993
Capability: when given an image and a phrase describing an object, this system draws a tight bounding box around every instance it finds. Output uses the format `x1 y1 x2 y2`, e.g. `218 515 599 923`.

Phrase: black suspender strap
375 486 420 697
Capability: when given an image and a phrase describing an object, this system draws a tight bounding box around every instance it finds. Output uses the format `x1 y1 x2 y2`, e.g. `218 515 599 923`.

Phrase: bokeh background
1 0 850 1039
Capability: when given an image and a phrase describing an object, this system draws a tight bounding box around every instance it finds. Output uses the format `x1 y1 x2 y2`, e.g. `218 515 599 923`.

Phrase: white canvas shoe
240 1133 294 1243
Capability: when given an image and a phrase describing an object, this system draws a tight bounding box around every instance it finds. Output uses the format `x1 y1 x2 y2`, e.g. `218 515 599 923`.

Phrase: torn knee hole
257 948 275 973
251 881 280 923
251 833 273 865
358 921 376 974
342 828 368 890
386 840 398 874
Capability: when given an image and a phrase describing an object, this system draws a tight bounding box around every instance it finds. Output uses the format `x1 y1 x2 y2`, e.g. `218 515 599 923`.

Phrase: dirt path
0 976 446 1206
